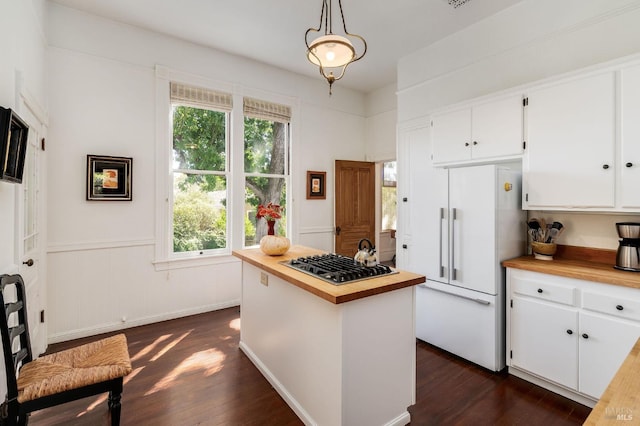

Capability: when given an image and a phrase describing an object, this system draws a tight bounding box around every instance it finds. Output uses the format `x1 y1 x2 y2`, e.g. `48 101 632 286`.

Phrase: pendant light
305 0 367 95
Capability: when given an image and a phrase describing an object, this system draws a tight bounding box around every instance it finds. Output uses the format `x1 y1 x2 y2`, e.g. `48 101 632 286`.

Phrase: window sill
153 253 241 271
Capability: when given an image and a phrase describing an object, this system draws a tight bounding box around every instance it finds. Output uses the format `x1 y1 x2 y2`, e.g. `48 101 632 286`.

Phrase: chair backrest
0 274 34 403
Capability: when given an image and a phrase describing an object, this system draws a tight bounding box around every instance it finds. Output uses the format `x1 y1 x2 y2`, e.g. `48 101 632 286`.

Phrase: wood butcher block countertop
502 245 640 290
233 245 426 304
584 337 640 425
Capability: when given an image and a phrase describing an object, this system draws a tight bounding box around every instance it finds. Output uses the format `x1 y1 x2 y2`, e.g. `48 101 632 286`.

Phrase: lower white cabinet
510 295 578 390
507 268 640 406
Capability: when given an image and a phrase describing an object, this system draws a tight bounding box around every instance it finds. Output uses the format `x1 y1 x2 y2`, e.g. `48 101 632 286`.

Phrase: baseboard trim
48 301 240 344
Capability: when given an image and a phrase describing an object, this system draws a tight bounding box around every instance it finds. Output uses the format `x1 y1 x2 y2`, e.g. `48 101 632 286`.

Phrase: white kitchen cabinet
620 63 640 209
523 71 616 209
507 268 640 406
578 312 640 399
431 95 523 165
396 119 438 277
510 295 578 390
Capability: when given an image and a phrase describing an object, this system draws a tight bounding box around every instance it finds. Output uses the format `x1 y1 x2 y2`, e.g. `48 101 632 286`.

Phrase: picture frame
86 155 132 201
306 170 326 200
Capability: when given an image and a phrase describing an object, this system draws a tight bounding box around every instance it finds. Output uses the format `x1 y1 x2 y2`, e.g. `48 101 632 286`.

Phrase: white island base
238 259 417 426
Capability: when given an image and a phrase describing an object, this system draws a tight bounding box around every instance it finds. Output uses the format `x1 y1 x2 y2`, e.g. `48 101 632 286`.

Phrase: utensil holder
531 242 557 261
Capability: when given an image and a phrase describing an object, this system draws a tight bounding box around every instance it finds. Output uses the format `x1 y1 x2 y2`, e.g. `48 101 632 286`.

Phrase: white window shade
243 97 291 123
170 82 232 111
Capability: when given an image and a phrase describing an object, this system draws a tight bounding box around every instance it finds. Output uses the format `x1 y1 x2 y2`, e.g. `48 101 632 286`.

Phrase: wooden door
335 160 375 257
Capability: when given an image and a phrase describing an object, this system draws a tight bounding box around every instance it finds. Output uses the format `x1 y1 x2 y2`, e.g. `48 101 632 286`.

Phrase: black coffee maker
615 222 640 272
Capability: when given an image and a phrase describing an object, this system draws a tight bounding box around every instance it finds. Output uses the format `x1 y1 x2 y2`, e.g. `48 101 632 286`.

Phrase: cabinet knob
465 142 470 147
566 329 573 335
582 333 589 339
537 288 543 293
626 162 633 168
22 259 34 267
616 304 624 311
473 141 478 146
402 244 408 249
602 164 609 170
402 197 408 202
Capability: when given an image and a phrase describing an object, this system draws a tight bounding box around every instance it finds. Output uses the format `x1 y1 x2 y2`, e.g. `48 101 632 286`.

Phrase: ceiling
49 0 522 93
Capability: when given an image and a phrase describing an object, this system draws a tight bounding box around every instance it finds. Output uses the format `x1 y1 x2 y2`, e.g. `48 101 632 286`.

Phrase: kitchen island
232 246 425 426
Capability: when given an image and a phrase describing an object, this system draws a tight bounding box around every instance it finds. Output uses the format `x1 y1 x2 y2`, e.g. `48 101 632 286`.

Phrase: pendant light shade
305 0 367 95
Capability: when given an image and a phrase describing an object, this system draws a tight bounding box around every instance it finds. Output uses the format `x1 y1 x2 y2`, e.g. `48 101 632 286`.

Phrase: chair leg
108 379 123 426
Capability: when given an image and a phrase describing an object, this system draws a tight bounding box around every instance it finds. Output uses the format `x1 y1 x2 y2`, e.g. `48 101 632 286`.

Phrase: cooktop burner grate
282 253 397 285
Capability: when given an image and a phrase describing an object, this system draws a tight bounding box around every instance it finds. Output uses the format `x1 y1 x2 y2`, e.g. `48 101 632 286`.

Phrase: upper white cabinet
523 71 616 209
621 64 640 209
431 95 523 165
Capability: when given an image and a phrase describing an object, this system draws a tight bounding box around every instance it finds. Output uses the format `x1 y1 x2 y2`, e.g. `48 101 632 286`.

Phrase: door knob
22 259 34 267
335 226 341 236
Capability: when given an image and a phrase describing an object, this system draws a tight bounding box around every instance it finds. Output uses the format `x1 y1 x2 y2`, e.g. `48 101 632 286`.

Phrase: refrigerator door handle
419 283 491 306
451 207 458 281
439 207 444 278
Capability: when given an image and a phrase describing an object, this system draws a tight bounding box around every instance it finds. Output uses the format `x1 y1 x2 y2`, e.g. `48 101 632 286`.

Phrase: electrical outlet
260 272 269 286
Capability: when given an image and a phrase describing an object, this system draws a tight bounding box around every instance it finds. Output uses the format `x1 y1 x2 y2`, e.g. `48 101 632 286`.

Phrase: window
166 81 291 259
170 83 232 256
243 98 291 246
381 161 397 230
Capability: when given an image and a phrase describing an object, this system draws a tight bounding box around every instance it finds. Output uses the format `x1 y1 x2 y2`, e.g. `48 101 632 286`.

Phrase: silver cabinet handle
439 207 444 278
420 284 490 305
451 207 458 281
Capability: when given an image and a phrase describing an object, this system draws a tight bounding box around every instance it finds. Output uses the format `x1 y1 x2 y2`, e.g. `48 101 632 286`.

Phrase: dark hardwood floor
30 307 591 425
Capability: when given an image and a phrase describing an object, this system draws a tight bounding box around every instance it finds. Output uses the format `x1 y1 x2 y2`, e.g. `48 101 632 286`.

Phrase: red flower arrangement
256 203 282 222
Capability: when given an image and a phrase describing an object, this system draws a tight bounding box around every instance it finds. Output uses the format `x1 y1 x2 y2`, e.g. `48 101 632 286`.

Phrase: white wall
397 0 640 250
0 0 47 275
46 4 369 341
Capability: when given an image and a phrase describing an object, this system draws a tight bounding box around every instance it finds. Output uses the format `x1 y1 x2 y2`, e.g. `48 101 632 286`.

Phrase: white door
16 104 47 357
620 64 640 208
449 165 496 294
510 296 579 390
579 312 640 399
525 72 616 208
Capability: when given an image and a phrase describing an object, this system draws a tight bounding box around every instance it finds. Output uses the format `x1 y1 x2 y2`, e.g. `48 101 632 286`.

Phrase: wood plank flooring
30 307 591 425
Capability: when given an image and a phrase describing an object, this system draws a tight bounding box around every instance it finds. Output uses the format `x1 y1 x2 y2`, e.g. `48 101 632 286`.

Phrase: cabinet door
579 312 640 399
525 72 616 208
510 296 578 390
397 124 446 277
431 108 471 164
621 64 640 208
471 95 523 160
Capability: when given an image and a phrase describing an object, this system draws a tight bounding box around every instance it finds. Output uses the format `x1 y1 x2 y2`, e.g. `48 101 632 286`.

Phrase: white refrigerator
415 164 525 371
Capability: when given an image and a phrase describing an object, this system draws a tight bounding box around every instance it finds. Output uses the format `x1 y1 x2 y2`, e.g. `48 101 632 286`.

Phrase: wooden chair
0 274 132 425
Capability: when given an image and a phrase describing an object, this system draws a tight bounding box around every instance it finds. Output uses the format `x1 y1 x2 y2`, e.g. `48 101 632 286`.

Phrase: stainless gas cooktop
281 253 397 285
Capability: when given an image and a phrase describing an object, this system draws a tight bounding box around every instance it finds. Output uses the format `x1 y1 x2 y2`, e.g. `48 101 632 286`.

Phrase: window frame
169 103 231 258
154 66 296 271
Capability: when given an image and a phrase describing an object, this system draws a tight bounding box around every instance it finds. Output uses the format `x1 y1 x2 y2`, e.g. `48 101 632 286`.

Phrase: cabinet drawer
582 291 640 322
511 277 576 306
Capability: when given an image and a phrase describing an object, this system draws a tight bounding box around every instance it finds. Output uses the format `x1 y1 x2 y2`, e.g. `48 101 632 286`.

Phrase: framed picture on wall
86 155 132 201
306 170 326 199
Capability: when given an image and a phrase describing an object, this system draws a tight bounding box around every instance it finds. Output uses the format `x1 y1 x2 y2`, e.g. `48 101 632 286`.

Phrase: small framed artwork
306 170 326 200
86 155 132 201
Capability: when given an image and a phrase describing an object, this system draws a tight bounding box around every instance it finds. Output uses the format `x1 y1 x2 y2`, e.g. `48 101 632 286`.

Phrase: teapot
354 238 377 267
